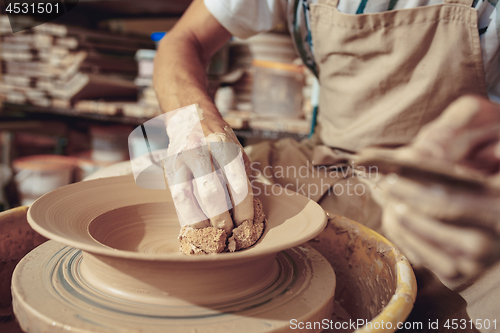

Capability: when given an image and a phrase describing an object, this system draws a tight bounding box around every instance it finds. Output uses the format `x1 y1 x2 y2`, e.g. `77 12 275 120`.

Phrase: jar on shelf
251 59 304 118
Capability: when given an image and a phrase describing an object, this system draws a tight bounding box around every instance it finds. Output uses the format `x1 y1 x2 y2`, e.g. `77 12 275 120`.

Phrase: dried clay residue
178 198 266 255
178 227 227 255
324 217 396 320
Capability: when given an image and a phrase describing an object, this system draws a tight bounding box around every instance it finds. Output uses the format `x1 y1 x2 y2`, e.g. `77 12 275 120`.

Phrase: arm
153 0 231 132
153 1 256 242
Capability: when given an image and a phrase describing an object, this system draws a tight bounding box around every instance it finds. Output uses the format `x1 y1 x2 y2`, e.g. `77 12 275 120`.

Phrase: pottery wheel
13 176 334 332
13 241 335 333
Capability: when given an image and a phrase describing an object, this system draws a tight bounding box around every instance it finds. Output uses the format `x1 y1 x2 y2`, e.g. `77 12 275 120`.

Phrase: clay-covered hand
380 95 500 280
163 104 254 235
381 177 500 280
410 95 500 175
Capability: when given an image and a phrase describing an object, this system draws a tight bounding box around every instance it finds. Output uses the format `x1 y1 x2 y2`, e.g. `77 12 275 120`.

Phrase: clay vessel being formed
13 175 334 333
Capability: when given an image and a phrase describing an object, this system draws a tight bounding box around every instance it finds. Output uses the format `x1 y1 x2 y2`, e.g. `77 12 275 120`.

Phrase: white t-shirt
205 0 500 101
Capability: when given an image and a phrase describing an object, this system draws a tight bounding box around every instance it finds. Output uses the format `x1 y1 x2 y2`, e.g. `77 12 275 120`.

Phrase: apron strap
318 0 474 8
444 0 475 6
318 0 339 7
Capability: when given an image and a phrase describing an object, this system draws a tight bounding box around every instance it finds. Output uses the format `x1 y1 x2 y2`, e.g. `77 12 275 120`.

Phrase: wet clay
228 198 266 252
179 198 266 254
17 175 335 333
179 226 227 254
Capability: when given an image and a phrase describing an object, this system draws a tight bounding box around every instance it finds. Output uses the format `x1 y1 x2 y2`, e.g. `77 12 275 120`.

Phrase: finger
457 95 500 129
163 160 210 228
410 97 482 159
398 218 485 279
220 127 254 175
390 201 498 260
383 204 459 278
449 127 500 167
382 205 424 267
228 178 254 226
380 177 500 232
384 203 495 279
461 139 500 174
412 96 500 163
179 145 234 234
192 169 234 234
210 142 254 226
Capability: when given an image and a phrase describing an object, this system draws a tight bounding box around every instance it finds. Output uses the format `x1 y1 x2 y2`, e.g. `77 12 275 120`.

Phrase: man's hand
163 104 254 235
150 0 256 235
411 95 500 174
380 95 500 281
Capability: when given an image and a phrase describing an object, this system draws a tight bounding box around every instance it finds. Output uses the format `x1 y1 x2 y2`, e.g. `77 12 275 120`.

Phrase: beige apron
312 0 487 152
247 0 495 326
247 0 487 230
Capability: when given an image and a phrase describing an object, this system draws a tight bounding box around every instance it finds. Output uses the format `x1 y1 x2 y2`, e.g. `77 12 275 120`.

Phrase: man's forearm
153 32 223 122
152 0 232 131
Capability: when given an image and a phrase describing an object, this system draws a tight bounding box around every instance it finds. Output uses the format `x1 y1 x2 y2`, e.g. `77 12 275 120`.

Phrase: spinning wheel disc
14 175 335 332
13 241 335 333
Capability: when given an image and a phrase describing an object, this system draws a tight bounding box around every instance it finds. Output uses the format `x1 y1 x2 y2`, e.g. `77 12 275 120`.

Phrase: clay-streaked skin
379 95 500 281
408 95 500 174
206 132 254 226
152 0 255 234
163 104 253 234
380 177 500 279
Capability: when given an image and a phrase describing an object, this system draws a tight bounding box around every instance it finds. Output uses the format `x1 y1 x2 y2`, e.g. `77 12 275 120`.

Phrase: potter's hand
411 95 500 175
163 104 254 234
381 177 500 280
381 95 500 280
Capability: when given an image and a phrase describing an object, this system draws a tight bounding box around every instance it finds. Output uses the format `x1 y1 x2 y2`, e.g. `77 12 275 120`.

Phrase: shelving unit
1 0 309 140
1 103 147 125
51 0 192 27
0 103 310 141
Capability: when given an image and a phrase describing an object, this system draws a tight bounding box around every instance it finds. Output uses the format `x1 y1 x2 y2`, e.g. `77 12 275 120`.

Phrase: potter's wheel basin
27 175 328 261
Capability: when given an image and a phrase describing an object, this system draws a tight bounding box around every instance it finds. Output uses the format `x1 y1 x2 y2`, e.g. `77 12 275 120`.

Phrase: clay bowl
308 214 417 333
27 175 328 306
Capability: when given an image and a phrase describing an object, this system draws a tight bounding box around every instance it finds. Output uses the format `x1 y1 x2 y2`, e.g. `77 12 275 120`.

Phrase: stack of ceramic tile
227 34 299 112
227 39 254 111
0 16 154 114
126 49 162 118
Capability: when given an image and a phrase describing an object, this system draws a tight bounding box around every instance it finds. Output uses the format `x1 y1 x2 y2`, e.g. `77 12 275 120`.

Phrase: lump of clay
179 198 266 255
178 226 227 255
228 198 265 252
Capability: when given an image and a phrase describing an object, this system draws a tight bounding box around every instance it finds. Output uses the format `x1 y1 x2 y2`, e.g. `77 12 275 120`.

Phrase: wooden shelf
1 103 147 126
77 0 192 18
47 0 192 28
0 103 310 142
